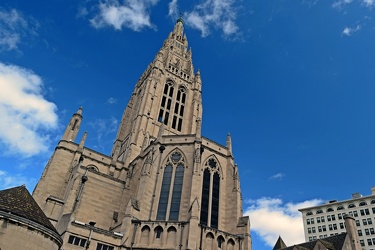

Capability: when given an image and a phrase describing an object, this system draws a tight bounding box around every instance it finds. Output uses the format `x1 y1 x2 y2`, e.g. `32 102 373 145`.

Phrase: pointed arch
154 226 164 239
227 238 235 250
156 149 186 221
205 232 215 250
217 235 225 249
202 155 223 178
200 156 221 229
166 226 177 246
140 225 150 244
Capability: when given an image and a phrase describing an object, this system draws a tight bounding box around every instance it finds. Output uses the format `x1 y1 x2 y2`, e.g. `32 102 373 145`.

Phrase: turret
61 107 82 142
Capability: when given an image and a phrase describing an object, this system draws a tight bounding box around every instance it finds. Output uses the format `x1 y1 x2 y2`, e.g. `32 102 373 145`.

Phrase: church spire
62 107 82 142
111 18 202 165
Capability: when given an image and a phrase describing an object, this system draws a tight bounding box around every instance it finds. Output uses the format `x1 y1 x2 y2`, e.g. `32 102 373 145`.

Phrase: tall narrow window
156 165 172 220
200 169 210 226
170 163 184 220
156 151 185 221
172 86 186 131
200 158 221 229
211 172 220 228
158 82 174 125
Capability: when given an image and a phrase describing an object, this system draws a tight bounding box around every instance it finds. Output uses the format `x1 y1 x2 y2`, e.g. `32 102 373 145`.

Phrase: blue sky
1 0 375 249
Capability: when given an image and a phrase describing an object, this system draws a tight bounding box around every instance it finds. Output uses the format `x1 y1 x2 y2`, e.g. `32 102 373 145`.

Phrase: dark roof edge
0 210 63 246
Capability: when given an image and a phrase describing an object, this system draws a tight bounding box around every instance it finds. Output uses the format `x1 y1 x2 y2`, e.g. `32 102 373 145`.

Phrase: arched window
306 211 313 216
158 81 174 125
217 235 225 249
371 199 375 204
348 203 356 208
327 208 334 212
359 201 367 206
154 226 163 239
200 157 221 229
316 209 323 214
337 206 344 210
156 151 185 220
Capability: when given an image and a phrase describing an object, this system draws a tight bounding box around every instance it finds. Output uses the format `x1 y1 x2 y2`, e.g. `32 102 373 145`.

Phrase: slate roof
275 233 347 250
0 185 58 233
274 236 287 250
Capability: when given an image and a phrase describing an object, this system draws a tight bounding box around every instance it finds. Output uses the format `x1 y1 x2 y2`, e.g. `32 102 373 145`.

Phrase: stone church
32 18 251 250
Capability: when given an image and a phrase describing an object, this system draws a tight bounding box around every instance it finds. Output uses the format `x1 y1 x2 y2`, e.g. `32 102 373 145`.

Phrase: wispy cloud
168 0 179 17
106 97 117 104
269 172 285 180
169 0 239 37
0 8 39 52
244 197 322 247
332 0 353 9
0 63 58 156
342 25 361 36
362 0 375 7
88 116 118 150
0 170 37 190
90 0 158 31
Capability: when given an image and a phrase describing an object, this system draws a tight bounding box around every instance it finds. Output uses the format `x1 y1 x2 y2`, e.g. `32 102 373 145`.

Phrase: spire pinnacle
176 13 184 24
226 133 232 153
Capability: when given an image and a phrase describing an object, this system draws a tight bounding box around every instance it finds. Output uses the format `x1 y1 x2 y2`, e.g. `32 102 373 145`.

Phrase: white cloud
0 8 38 51
170 0 239 37
0 170 36 190
362 0 375 7
244 197 322 247
332 0 353 9
90 0 158 31
269 172 285 180
342 25 361 36
0 63 58 156
168 0 179 17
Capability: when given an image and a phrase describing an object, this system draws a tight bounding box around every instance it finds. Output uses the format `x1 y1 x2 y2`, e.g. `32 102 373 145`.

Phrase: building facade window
96 243 114 250
156 151 185 221
363 219 368 225
158 81 186 132
68 235 87 248
200 157 221 229
158 81 174 125
359 201 367 206
360 240 365 246
171 86 186 131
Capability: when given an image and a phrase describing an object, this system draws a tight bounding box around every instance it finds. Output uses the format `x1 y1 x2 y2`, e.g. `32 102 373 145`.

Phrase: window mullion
165 165 177 220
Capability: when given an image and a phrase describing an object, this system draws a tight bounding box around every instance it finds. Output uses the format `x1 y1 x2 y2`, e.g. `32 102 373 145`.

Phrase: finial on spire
176 13 184 24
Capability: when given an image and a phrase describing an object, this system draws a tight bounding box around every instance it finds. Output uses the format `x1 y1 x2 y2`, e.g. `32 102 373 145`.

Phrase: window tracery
156 150 185 221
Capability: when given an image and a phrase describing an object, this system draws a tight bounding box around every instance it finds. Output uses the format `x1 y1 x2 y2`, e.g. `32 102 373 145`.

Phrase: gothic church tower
33 19 251 250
